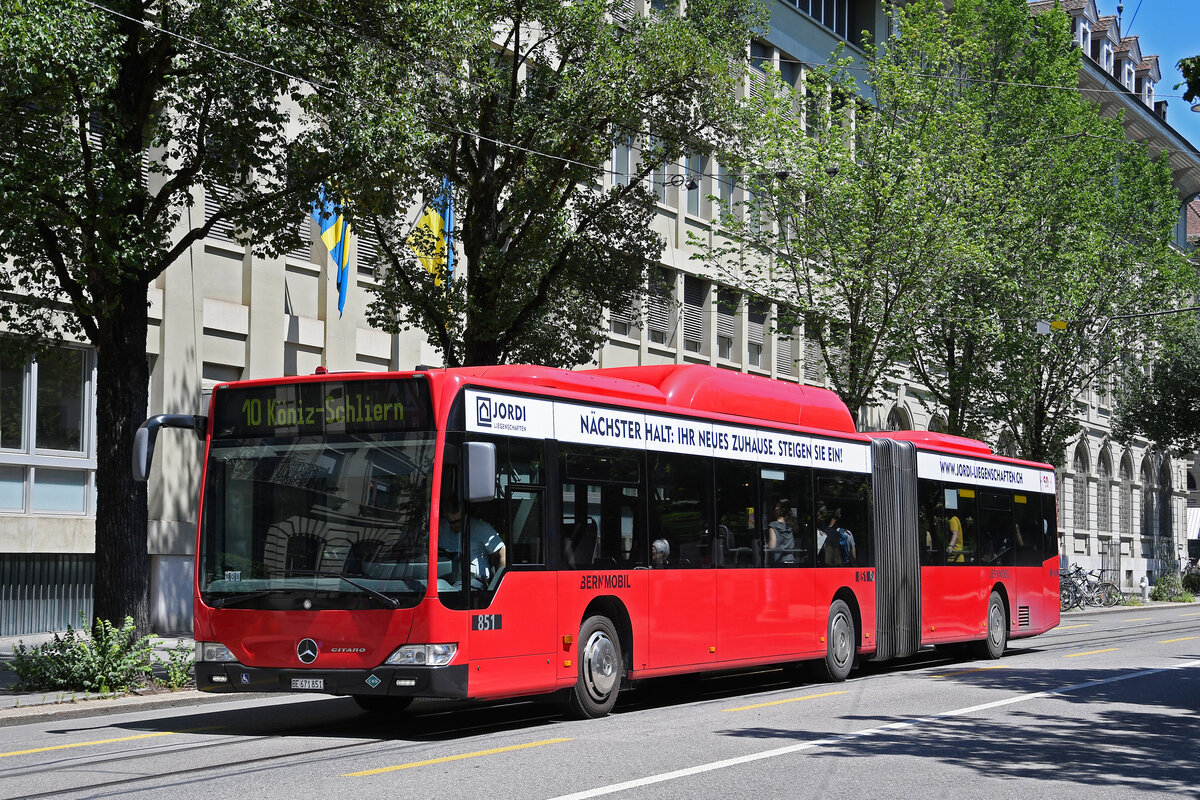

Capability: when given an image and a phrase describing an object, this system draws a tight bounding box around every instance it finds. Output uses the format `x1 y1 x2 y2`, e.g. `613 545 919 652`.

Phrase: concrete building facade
1 0 1197 633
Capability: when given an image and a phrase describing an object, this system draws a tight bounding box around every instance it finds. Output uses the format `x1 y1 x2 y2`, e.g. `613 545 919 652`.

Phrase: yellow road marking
1056 624 1091 630
929 665 1007 678
1179 612 1200 618
0 732 175 758
343 738 573 777
1123 618 1151 622
1063 648 1119 658
725 691 847 712
1159 637 1198 644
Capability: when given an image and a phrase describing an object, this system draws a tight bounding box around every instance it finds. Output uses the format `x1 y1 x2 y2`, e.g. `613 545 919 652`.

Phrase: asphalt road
2 604 1198 800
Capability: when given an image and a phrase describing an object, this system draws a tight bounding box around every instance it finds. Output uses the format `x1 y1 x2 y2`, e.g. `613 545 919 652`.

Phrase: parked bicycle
1059 563 1121 611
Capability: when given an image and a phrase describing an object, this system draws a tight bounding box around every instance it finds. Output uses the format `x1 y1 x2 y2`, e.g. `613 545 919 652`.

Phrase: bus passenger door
648 568 717 669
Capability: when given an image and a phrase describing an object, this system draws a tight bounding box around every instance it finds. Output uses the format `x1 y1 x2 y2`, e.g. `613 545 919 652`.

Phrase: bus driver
439 504 506 584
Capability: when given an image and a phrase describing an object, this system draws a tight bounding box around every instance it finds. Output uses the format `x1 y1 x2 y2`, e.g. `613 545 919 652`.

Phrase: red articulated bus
134 364 1059 718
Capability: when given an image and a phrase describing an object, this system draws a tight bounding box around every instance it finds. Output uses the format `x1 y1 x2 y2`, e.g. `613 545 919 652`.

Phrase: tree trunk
92 284 151 633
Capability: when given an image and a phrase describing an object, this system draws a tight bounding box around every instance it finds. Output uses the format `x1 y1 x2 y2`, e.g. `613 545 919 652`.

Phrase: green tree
335 0 765 368
1113 316 1200 453
1177 55 1199 104
702 5 970 420
904 0 1192 465
0 0 446 630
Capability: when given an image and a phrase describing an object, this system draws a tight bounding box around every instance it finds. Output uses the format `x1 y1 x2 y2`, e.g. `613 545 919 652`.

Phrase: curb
0 688 274 727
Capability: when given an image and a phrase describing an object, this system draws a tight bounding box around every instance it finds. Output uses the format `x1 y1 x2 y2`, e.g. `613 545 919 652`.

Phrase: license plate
291 678 324 690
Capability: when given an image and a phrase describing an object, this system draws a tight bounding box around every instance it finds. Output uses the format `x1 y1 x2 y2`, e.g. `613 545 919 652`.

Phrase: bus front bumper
195 662 469 698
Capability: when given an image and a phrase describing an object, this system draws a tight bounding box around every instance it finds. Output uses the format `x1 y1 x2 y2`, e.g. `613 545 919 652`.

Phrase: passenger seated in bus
766 501 796 565
946 514 965 563
651 538 670 568
817 510 856 566
439 503 506 584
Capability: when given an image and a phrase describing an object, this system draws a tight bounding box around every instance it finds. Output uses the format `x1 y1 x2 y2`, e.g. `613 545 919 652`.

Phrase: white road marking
548 659 1200 800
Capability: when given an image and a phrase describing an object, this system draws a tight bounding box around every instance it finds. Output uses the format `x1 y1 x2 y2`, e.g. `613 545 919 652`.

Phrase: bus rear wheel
352 695 413 715
973 591 1008 660
815 599 855 682
563 615 623 719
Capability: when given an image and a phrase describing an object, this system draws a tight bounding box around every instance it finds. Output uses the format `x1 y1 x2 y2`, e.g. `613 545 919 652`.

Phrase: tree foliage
1113 316 1200 453
1177 55 1200 103
329 0 765 368
0 0 447 629
705 0 1194 462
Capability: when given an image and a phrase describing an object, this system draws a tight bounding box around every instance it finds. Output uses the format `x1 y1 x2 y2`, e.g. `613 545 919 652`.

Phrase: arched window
996 431 1017 458
1073 446 1089 531
928 415 946 433
1141 458 1156 538
1119 456 1133 536
1158 459 1173 541
885 406 909 432
1096 451 1112 534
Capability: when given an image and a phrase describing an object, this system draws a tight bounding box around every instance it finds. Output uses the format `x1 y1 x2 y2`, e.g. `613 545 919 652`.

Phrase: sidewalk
0 631 242 724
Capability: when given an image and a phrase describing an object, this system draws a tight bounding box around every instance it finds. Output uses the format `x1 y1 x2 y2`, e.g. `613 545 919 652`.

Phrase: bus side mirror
133 414 208 481
463 441 497 503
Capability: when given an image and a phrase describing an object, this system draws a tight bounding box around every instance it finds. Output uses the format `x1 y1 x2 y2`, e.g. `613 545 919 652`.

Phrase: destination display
212 379 433 439
466 389 871 473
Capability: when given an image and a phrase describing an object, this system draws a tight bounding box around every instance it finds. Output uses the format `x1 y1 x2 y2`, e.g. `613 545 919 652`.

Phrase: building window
747 300 768 368
682 276 706 353
0 344 96 516
1102 42 1114 74
716 162 735 217
685 154 706 217
1073 447 1089 531
716 288 739 362
1097 454 1112 533
612 135 632 188
646 269 673 347
1076 18 1091 52
1123 62 1135 90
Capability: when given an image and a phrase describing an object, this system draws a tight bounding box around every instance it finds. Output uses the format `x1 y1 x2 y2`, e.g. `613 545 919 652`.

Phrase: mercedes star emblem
297 638 319 664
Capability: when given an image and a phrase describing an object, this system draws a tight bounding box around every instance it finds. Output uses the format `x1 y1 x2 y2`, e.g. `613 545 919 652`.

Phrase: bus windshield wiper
315 572 401 609
209 588 295 608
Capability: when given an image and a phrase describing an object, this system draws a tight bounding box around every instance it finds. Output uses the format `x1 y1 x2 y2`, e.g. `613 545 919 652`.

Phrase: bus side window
979 491 1014 566
507 489 543 565
649 452 712 569
918 479 945 565
760 466 813 567
814 471 871 567
716 460 758 567
561 447 642 570
946 487 977 565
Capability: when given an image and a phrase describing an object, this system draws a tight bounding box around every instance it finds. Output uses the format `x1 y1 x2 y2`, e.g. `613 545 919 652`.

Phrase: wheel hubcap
831 612 852 668
582 631 618 700
989 604 1004 647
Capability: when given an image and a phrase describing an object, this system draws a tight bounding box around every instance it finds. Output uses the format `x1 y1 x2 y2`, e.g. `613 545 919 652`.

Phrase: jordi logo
476 397 493 427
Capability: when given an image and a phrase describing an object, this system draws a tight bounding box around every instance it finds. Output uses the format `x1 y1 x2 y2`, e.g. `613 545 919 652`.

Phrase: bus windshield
199 378 436 610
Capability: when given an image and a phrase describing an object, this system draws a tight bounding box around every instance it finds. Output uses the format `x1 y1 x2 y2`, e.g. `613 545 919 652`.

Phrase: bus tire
563 615 623 719
816 599 855 682
352 695 413 715
973 591 1007 660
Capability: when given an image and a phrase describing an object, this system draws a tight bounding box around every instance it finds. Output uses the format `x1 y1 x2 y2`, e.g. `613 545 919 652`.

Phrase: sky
1108 0 1200 149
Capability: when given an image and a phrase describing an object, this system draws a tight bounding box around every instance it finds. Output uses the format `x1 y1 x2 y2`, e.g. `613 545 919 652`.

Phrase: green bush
10 615 156 693
1150 571 1195 603
1182 572 1200 595
157 641 195 689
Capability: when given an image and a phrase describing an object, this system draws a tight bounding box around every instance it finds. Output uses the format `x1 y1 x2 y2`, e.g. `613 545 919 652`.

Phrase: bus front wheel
563 615 623 719
816 599 855 682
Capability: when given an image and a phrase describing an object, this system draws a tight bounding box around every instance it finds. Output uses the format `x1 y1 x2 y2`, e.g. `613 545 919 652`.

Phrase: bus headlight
196 642 238 662
385 643 458 666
